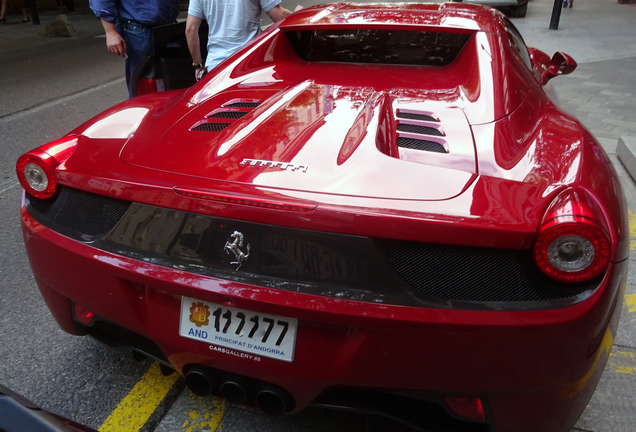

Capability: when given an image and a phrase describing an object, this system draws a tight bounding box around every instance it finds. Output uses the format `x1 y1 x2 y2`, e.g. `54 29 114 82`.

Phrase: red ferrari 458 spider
18 3 628 432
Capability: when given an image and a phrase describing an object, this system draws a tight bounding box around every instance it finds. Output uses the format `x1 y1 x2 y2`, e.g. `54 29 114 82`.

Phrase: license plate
179 296 297 362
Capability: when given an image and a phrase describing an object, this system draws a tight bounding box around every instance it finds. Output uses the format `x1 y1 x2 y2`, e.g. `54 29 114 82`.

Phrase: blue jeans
117 20 153 98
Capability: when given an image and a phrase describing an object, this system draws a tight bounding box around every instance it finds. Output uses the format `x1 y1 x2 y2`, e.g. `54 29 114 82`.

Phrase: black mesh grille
29 187 131 236
380 240 594 302
225 102 260 108
397 112 438 122
397 123 443 136
397 138 447 153
191 122 231 132
208 111 248 119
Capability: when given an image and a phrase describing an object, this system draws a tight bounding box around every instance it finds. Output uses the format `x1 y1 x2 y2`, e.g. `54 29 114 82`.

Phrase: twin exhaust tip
184 365 294 415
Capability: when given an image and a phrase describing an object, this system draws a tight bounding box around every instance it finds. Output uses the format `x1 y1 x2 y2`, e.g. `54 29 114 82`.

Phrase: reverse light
16 136 78 200
444 397 486 422
534 189 611 283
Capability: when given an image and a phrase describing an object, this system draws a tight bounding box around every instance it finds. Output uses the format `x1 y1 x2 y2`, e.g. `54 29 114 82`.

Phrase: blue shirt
90 0 180 26
188 0 281 70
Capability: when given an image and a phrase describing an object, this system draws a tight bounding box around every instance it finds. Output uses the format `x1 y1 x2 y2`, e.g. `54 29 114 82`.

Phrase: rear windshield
285 29 472 66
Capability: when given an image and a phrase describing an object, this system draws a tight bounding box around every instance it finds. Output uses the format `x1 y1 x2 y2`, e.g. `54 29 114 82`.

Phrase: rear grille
191 122 231 132
397 124 443 136
28 187 131 236
225 102 261 108
208 111 248 119
397 138 446 153
27 187 598 309
380 240 594 302
396 112 437 122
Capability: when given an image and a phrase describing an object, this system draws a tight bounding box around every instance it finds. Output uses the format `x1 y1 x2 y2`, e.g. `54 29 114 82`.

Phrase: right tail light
534 188 611 284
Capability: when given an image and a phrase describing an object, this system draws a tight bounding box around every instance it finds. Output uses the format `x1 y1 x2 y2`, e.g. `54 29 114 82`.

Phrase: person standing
0 0 30 23
90 0 180 98
186 0 301 81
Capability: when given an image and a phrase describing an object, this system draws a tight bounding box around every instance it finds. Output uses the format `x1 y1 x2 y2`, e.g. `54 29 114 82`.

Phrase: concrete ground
1 0 635 431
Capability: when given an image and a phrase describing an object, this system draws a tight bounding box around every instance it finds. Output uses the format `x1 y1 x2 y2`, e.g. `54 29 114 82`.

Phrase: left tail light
16 136 78 200
534 188 611 284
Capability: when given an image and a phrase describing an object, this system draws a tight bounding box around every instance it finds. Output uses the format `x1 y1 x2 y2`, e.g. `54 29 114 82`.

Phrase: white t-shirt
188 0 281 70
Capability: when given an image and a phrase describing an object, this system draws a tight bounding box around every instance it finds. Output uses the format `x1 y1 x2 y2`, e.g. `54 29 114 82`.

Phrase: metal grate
192 122 231 132
208 111 248 119
380 240 594 302
396 112 438 122
397 138 447 153
397 123 443 136
29 187 131 236
225 102 261 108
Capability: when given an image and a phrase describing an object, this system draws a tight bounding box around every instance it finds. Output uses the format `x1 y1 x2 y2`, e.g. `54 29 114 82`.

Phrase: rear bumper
22 205 626 432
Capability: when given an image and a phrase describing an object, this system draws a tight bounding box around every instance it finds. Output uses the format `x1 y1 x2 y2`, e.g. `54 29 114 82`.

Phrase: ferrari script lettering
240 158 308 173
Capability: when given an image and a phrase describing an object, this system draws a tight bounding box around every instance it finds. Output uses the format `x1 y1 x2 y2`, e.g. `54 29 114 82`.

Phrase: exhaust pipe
185 366 214 396
256 385 294 415
220 376 248 404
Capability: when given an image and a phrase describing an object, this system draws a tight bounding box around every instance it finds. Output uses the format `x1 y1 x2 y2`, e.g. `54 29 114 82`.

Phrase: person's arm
100 19 127 57
266 4 302 22
185 14 206 80
90 0 126 57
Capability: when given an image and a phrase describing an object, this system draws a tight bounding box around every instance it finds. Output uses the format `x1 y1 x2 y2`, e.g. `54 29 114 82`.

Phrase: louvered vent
396 110 447 154
192 122 231 132
397 138 446 153
209 111 248 119
226 102 261 108
396 112 437 122
191 101 262 132
396 124 443 136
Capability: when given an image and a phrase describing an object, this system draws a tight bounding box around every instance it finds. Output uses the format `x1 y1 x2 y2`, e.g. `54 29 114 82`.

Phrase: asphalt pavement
1 1 635 432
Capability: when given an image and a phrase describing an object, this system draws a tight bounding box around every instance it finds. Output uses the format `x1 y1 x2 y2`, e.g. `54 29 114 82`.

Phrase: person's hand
105 30 127 58
294 5 304 11
195 67 207 81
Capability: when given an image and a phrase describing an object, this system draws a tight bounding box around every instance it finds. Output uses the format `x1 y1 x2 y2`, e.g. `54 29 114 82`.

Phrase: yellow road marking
609 350 636 374
561 326 614 399
626 294 636 313
99 362 180 432
181 398 226 432
629 209 636 250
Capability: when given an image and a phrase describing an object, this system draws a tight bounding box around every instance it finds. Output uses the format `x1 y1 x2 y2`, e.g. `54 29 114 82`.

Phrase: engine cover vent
208 111 248 119
225 102 261 108
397 138 446 153
396 112 437 122
395 109 447 154
396 123 443 136
191 100 261 132
191 122 231 132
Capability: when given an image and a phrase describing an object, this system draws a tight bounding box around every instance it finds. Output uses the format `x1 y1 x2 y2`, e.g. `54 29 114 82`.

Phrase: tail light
534 188 611 283
16 136 78 200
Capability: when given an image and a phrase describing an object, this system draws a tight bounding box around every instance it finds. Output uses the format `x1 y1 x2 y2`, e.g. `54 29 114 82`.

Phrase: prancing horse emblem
224 231 250 270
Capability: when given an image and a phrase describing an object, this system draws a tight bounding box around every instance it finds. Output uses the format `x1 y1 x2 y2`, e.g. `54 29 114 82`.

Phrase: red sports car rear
19 4 628 432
